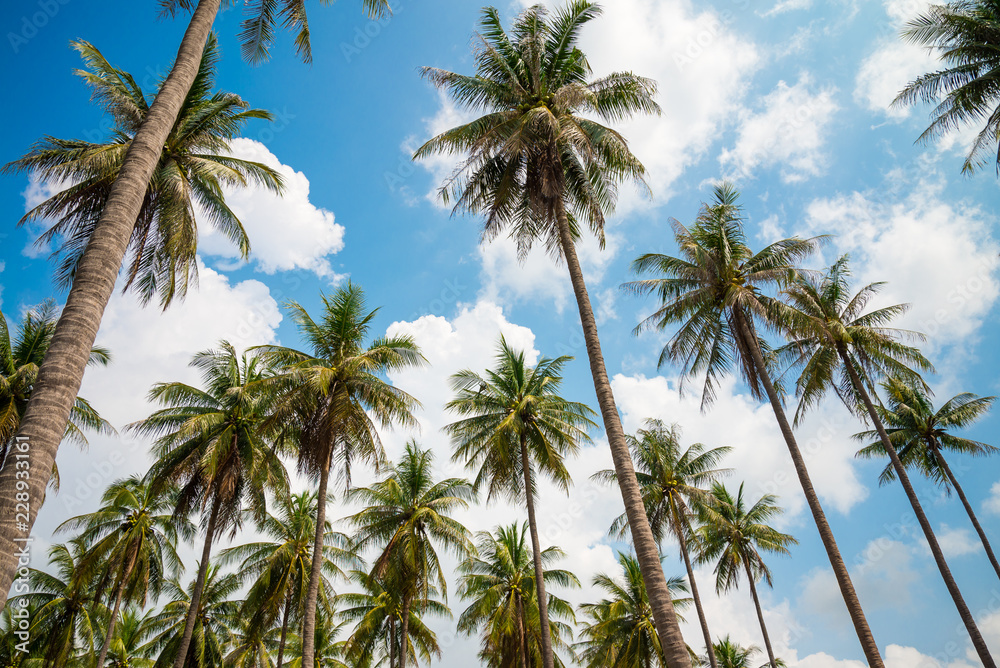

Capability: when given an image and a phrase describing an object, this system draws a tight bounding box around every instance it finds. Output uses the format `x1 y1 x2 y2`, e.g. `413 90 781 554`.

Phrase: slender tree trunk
96 570 129 668
733 313 884 667
389 616 397 668
173 494 222 668
676 519 718 668
932 439 1000 582
520 433 555 668
399 594 411 668
517 594 530 668
301 454 331 668
839 350 996 667
276 591 292 668
0 0 224 607
553 202 691 667
743 561 777 668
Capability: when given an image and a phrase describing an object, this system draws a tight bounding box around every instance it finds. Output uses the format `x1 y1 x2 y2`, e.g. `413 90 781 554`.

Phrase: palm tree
696 484 795 668
107 608 157 668
457 523 579 668
413 3 690 661
285 608 351 668
445 337 594 667
778 257 994 665
55 474 191 668
0 301 113 487
594 421 730 668
623 183 884 666
0 0 393 604
856 377 1000 579
258 283 425 667
129 341 288 668
347 441 475 668
892 1 1000 174
574 552 691 668
219 491 360 668
226 615 284 668
710 636 785 668
0 597 41 665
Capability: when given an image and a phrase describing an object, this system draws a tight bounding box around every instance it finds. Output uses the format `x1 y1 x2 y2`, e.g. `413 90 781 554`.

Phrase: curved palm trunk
676 521 718 668
839 351 996 667
0 0 224 607
96 569 129 668
931 438 1000 582
276 591 293 668
554 203 691 667
733 314 884 667
301 454 331 667
520 433 555 668
517 594 530 668
743 562 777 668
399 594 411 668
173 494 222 668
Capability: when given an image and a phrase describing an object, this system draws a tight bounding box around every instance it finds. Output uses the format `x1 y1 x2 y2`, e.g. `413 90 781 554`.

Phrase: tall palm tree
856 377 1000 580
623 183 884 666
412 3 691 661
445 337 594 667
0 0 393 604
219 490 360 668
347 441 475 668
892 1 1000 174
107 608 157 668
55 474 191 668
574 552 691 668
696 484 795 668
594 420 730 668
129 341 288 668
457 523 579 668
285 608 351 668
778 257 994 666
258 283 425 667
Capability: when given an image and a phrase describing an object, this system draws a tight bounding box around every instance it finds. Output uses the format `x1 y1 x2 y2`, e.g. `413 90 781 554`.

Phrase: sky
2 0 1000 665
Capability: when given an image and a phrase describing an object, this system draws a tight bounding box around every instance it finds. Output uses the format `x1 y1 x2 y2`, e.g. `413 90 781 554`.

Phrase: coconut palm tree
0 597 42 665
347 441 475 668
0 0 393 605
413 3 689 661
594 420 730 668
709 636 785 668
457 523 579 668
778 257 994 665
106 608 157 668
129 341 288 668
696 484 795 668
623 183 884 666
445 337 594 666
574 552 691 668
258 283 425 667
856 377 1000 579
219 490 360 668
55 474 191 668
892 1 1000 174
284 607 351 668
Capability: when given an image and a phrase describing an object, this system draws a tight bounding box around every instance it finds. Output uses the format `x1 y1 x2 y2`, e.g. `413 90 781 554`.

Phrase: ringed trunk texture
520 433 555 668
677 521 718 668
839 351 996 667
96 570 129 668
0 0 224 607
301 455 331 667
744 562 777 668
734 313 884 667
276 591 292 668
400 594 411 668
554 202 691 667
173 494 222 668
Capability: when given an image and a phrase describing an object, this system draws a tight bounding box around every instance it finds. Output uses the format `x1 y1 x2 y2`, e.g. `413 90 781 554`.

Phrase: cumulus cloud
985 482 1000 515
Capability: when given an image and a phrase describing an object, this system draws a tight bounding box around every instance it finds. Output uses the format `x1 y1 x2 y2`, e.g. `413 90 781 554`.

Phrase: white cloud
19 173 73 259
762 0 813 17
198 138 346 281
928 525 981 559
720 73 839 183
985 482 1000 515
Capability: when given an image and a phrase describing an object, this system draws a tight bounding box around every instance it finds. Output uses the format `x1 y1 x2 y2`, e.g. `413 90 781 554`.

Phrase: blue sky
3 0 1000 665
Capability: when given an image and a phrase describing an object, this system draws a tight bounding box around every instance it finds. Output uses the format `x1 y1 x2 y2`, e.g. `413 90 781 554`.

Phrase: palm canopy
623 182 819 409
414 1 659 257
856 377 998 486
574 552 691 668
445 336 596 502
457 523 579 668
107 608 157 668
893 1 1000 173
2 36 283 308
777 256 933 426
710 636 785 668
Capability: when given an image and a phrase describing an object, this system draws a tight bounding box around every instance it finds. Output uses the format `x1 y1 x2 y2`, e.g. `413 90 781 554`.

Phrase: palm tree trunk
520 432 555 668
173 493 222 668
390 616 397 668
553 201 691 667
301 453 331 667
743 561 777 668
399 594 411 668
517 595 530 668
931 439 1000 582
733 313 884 667
0 0 224 608
676 520 718 668
839 350 996 667
276 591 292 668
96 570 129 668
